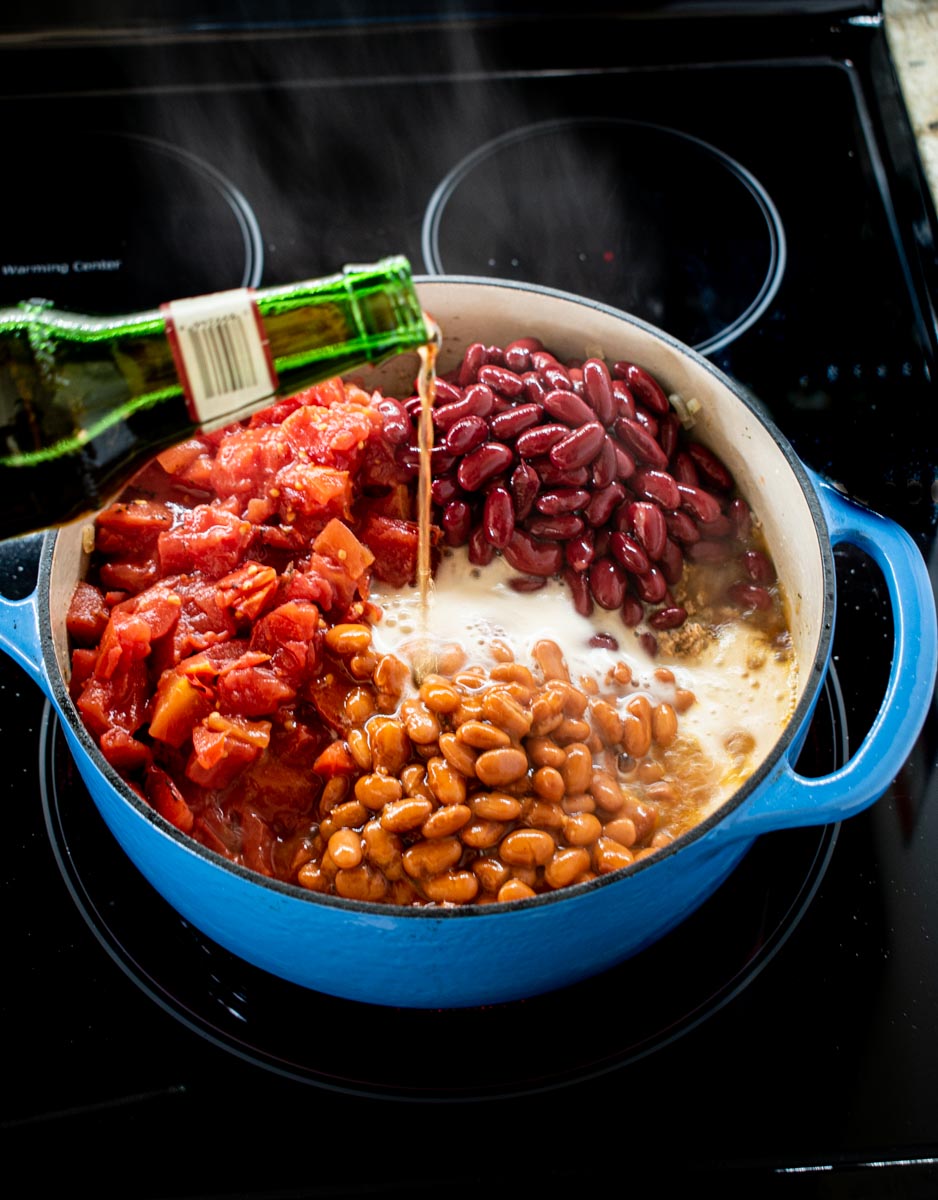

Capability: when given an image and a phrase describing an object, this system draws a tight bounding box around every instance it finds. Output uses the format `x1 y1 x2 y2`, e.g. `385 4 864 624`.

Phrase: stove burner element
1 131 263 312
40 667 845 1100
422 119 786 356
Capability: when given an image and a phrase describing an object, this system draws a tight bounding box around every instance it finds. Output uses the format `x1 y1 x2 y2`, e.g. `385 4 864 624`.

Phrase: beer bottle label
162 288 278 425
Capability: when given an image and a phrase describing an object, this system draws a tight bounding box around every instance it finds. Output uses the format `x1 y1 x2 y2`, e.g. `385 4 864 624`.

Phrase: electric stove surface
1 5 936 1196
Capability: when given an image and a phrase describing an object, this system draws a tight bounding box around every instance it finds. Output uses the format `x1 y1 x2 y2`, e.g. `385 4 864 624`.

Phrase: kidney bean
541 364 574 391
468 524 495 565
621 595 644 627
639 632 659 657
677 482 723 523
593 527 611 558
433 384 496 430
628 501 668 560
658 538 684 585
515 423 568 458
611 438 636 480
504 337 542 372
478 364 525 398
458 442 515 492
742 548 774 584
403 395 423 419
444 414 489 456
670 451 699 485
610 531 650 575
531 349 562 372
586 481 626 528
489 403 542 440
372 396 411 445
612 379 636 420
633 406 659 438
534 459 590 488
509 575 547 592
458 342 486 387
550 422 605 470
565 531 595 572
527 514 585 540
442 500 473 545
649 604 689 630
688 441 734 491
614 417 669 469
633 566 668 604
582 358 616 426
589 557 627 609
503 529 564 576
728 497 753 541
430 446 456 474
633 467 681 511
657 412 680 460
542 389 596 428
431 472 460 507
536 487 591 516
589 632 619 650
590 437 618 489
483 486 515 549
433 377 463 405
510 462 539 521
521 371 549 405
613 361 670 414
728 581 773 610
664 509 700 544
563 566 594 616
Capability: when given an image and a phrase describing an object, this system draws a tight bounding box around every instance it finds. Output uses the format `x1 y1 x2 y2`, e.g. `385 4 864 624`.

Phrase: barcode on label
163 288 278 425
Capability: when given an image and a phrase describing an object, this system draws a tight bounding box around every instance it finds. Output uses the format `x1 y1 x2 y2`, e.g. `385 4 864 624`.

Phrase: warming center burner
422 118 786 356
1 131 263 312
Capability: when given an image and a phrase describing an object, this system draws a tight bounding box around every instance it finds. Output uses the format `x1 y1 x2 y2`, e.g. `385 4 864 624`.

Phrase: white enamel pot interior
32 277 900 1009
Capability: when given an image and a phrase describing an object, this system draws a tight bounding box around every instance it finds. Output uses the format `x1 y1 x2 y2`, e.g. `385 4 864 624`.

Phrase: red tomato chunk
70 379 417 876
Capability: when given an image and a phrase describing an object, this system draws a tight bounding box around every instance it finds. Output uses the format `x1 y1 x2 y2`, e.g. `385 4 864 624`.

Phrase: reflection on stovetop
1 8 937 1195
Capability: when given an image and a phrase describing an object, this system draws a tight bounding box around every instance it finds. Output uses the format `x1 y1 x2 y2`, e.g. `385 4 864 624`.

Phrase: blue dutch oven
1 278 935 1009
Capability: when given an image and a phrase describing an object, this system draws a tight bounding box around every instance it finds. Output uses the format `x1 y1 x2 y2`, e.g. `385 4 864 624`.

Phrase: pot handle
0 533 50 695
722 472 937 840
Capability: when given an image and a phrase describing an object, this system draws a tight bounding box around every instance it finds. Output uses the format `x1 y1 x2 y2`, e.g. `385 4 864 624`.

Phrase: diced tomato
66 582 109 646
148 576 239 673
158 504 255 578
312 518 375 582
305 665 359 731
99 727 153 773
274 463 351 522
69 379 424 887
187 713 271 789
148 670 214 747
210 425 292 500
156 437 211 477
215 561 279 623
312 738 358 778
76 659 150 738
215 662 296 717
69 648 98 697
249 600 322 688
145 763 195 834
97 557 161 596
94 499 174 556
356 485 413 521
358 514 421 587
239 805 275 876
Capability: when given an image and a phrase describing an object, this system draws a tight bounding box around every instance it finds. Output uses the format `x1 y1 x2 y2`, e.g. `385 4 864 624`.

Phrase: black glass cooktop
1 5 937 1196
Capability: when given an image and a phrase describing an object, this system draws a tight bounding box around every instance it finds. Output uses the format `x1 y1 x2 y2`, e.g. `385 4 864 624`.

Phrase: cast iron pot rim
38 275 836 921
